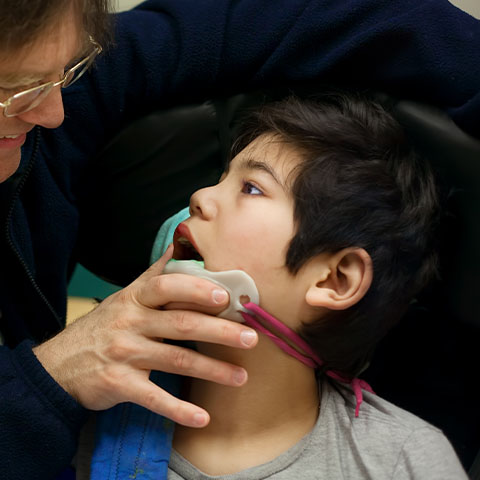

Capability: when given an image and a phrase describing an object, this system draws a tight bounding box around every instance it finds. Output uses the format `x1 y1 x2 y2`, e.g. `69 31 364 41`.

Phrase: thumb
142 243 174 278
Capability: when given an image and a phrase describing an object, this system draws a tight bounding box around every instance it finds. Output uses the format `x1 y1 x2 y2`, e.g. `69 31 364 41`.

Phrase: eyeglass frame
0 37 102 118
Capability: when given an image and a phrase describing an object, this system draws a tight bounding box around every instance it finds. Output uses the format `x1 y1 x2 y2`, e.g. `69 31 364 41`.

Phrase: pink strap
241 312 318 368
241 302 374 417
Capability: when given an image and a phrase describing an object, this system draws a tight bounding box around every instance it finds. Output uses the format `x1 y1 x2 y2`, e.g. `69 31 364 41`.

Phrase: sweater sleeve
117 0 480 138
57 0 480 171
0 341 87 479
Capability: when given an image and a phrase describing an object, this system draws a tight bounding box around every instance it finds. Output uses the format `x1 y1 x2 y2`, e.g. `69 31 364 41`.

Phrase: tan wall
116 0 143 11
450 0 480 18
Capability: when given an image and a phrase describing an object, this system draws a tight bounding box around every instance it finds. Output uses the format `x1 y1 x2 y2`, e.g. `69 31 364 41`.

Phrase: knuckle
110 308 138 332
219 322 234 342
150 274 168 293
106 299 137 331
105 335 136 362
172 312 197 334
170 348 192 372
99 365 124 392
114 288 133 308
142 389 159 412
110 314 130 331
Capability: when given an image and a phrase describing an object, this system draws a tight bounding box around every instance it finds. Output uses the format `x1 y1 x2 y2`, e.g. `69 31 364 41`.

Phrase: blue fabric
0 0 479 477
90 372 180 480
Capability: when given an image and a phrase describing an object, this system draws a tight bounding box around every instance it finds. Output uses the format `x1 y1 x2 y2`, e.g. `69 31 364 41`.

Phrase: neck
173 333 319 474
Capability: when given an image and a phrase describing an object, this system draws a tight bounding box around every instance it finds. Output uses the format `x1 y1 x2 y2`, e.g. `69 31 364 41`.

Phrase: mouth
173 223 204 261
0 133 27 149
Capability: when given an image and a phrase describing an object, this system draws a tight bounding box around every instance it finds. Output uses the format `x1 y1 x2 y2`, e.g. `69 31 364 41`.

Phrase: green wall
68 264 121 299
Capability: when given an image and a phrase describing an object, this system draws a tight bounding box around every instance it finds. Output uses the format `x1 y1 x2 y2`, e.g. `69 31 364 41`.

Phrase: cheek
218 220 291 274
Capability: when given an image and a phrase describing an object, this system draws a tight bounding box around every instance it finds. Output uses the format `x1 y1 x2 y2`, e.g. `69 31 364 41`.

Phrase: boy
79 93 467 479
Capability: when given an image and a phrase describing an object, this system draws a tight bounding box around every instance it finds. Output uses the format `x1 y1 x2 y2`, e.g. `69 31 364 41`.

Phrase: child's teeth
0 135 20 139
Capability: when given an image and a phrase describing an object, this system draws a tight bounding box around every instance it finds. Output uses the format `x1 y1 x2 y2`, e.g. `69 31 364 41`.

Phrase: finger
137 272 229 310
141 309 258 349
126 378 210 428
163 301 227 316
139 244 174 279
134 341 249 387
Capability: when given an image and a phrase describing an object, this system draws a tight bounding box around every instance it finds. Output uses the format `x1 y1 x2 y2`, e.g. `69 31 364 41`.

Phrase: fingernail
240 329 257 347
233 368 247 385
193 412 208 426
212 289 228 304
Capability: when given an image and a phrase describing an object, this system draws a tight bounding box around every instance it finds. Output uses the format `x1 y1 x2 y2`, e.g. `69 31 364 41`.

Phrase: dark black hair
232 93 440 377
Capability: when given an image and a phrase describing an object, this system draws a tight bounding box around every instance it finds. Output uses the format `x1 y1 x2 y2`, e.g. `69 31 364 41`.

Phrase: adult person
0 0 479 479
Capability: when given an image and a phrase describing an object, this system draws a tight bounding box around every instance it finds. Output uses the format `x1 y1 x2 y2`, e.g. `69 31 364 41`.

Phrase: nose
189 185 218 219
17 87 65 129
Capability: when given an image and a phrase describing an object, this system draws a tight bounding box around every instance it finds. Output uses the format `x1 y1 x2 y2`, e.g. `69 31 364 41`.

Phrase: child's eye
241 181 263 195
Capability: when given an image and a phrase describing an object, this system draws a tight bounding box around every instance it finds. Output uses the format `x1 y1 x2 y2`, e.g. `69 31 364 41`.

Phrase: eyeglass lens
6 85 53 116
5 49 98 116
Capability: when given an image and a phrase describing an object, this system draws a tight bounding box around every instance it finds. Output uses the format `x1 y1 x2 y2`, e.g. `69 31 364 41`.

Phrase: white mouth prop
163 259 259 323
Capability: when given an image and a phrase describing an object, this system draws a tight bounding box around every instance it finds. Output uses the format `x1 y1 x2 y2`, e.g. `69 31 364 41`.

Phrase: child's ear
305 248 373 311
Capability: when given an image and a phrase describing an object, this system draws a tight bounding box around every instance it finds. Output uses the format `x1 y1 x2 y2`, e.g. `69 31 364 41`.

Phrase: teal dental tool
163 259 260 323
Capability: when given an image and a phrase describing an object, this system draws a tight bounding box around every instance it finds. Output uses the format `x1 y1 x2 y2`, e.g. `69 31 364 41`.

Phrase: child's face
175 134 314 323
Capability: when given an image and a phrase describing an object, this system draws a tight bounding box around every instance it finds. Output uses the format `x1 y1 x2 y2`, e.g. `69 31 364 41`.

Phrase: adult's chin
0 149 21 183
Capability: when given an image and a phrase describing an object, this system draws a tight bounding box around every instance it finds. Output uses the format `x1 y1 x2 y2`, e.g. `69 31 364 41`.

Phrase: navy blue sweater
0 1 479 478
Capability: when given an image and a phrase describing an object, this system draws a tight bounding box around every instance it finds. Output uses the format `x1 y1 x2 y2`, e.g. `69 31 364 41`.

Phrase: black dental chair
76 89 480 475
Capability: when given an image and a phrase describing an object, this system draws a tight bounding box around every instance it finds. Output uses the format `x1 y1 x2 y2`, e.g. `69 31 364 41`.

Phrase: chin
0 168 17 183
0 153 21 183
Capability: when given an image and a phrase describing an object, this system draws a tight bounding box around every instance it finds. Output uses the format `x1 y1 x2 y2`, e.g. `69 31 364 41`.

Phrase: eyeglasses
0 37 102 118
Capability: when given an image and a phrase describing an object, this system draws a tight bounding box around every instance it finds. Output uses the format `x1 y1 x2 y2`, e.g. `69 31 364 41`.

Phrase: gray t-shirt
167 380 467 480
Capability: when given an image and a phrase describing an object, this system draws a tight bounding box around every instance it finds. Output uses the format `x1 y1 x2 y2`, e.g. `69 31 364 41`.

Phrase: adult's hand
33 245 258 427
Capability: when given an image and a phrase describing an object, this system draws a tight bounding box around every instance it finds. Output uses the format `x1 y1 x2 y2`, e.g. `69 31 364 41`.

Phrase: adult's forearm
0 341 87 479
129 0 480 137
66 0 479 179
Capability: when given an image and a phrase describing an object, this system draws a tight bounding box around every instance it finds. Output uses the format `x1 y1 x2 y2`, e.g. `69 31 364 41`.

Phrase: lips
0 133 27 149
173 223 203 261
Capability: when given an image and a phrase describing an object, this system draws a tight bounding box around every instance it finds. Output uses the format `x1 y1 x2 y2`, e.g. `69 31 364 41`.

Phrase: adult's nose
17 87 65 129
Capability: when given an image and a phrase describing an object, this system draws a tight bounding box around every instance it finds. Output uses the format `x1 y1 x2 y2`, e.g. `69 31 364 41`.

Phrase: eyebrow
0 73 49 89
0 44 89 90
236 157 287 191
